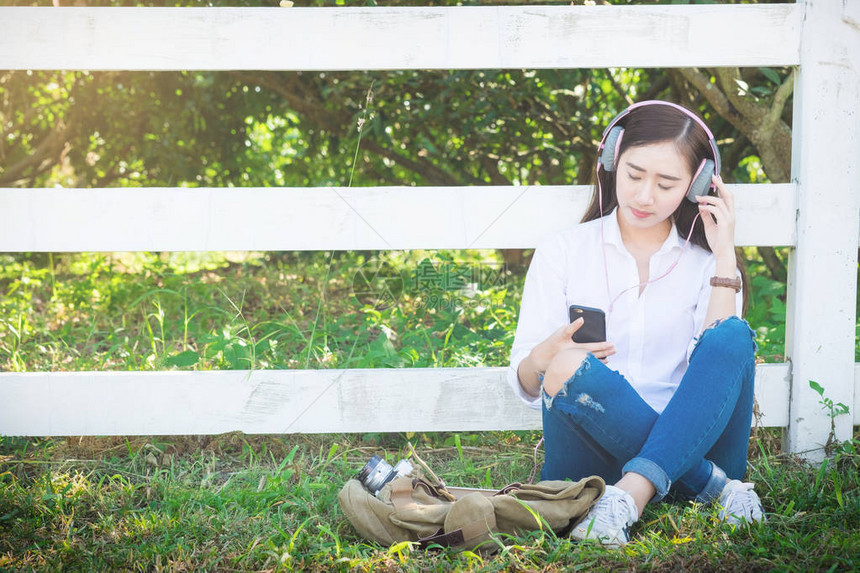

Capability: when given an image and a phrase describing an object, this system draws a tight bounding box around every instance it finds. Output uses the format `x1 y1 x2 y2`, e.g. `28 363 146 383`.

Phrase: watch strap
710 276 742 292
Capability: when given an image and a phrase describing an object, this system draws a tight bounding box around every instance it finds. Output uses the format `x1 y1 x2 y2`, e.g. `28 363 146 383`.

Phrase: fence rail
0 5 800 71
0 363 824 436
0 184 796 252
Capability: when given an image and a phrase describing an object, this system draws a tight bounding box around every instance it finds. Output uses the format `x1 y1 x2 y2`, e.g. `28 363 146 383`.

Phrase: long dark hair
581 103 749 312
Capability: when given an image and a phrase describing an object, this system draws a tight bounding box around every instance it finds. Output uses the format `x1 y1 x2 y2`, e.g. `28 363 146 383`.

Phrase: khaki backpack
338 462 604 551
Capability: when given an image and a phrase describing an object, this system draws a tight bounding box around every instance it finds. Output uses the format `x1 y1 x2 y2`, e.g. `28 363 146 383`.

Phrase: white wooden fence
0 2 857 461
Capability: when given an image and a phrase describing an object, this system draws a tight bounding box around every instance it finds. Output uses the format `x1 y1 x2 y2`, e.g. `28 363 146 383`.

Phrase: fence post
785 0 860 460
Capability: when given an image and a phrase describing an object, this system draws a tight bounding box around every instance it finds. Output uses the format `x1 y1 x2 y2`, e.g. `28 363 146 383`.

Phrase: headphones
597 100 722 203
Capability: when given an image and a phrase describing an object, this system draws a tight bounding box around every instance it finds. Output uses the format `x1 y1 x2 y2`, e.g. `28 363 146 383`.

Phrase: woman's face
614 141 693 235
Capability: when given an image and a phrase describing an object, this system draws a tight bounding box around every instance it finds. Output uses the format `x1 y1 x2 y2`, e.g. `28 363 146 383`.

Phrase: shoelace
589 489 637 531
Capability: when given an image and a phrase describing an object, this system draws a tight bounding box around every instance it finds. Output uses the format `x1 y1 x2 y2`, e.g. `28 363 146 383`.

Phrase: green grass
1 431 858 571
0 251 520 373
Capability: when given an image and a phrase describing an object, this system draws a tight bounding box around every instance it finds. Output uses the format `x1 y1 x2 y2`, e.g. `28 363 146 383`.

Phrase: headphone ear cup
686 158 715 202
600 126 624 172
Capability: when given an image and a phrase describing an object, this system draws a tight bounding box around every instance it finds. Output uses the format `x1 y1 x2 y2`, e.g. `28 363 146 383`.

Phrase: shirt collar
602 207 684 254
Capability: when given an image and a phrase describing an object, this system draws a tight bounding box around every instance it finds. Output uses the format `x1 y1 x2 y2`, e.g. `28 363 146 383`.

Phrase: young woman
508 100 765 547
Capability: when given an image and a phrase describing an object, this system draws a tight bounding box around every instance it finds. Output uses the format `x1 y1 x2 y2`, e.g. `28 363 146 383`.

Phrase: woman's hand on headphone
696 175 737 261
528 318 616 372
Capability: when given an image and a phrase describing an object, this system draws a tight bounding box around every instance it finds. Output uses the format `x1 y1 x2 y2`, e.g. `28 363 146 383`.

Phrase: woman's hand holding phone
517 318 615 399
529 318 615 373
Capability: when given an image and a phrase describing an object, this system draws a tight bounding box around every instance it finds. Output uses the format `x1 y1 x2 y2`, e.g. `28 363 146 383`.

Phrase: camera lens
357 455 414 496
358 455 394 494
391 459 413 480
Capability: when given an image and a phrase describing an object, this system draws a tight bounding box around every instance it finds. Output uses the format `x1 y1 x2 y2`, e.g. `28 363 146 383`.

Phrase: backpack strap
416 512 499 549
417 527 465 549
415 477 457 502
417 523 497 549
390 476 458 512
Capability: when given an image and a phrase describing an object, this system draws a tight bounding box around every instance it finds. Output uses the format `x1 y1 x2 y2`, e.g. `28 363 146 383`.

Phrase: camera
357 455 413 496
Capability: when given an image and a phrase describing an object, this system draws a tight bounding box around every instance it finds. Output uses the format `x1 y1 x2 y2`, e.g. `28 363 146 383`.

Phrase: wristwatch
710 276 742 292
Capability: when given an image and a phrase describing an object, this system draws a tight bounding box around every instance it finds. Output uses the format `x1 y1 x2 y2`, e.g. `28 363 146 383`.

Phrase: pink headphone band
597 100 722 175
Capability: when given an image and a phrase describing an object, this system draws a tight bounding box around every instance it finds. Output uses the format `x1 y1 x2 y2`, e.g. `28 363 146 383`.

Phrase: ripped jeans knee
690 315 757 363
542 352 599 410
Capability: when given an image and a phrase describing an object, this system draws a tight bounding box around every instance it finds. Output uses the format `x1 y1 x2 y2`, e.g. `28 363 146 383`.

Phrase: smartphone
568 305 606 343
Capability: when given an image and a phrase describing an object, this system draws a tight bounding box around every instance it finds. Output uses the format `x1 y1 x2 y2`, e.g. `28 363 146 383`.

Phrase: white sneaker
570 485 639 547
717 480 766 526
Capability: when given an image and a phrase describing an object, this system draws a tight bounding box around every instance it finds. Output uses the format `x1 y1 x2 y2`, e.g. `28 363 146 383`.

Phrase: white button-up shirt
508 208 742 414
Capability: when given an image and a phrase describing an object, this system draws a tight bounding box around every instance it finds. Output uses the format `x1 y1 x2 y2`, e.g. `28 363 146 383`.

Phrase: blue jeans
540 316 757 503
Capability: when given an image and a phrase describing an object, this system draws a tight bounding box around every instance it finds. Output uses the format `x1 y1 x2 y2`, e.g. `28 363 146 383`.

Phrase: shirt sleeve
508 235 571 410
686 257 744 361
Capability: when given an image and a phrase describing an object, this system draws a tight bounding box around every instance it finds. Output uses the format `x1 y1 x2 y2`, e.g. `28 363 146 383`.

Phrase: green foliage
809 380 851 421
1 62 654 190
743 249 788 362
2 243 852 373
0 250 522 372
809 380 852 456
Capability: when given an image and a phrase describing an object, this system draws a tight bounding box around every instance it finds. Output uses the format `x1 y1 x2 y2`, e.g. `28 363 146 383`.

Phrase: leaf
387 541 415 556
326 443 339 462
759 67 782 85
808 380 825 397
164 350 199 367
